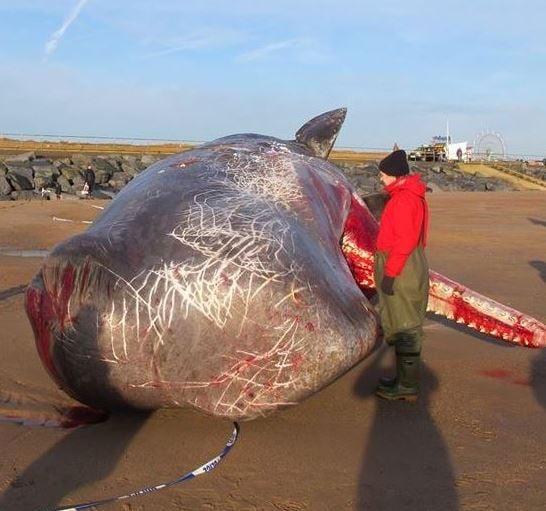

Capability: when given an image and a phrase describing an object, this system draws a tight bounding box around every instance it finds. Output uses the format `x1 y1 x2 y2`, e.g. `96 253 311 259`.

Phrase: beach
0 192 545 511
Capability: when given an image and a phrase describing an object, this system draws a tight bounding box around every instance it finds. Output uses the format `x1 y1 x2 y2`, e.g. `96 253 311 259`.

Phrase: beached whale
25 109 546 422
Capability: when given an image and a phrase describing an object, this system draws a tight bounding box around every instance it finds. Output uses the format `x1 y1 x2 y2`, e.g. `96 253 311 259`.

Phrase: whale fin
295 107 347 159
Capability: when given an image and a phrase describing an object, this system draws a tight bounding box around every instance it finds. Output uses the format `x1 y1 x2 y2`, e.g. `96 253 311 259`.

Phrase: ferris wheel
473 131 506 161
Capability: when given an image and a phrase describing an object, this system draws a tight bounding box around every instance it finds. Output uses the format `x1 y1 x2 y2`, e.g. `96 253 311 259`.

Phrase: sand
0 192 545 511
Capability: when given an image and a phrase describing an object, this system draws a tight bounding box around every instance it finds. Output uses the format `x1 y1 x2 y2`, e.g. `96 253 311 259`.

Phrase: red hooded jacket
376 174 429 277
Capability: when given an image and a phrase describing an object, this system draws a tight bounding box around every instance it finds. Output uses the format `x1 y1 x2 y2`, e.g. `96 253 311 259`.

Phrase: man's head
378 149 409 186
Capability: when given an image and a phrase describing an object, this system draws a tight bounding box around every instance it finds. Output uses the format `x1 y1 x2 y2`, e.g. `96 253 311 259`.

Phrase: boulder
92 158 117 184
0 175 13 195
120 161 140 176
33 175 51 190
59 166 82 183
6 167 34 190
425 182 444 193
484 182 496 191
10 190 35 201
108 171 132 191
54 157 73 169
70 154 93 167
72 175 86 190
4 151 36 164
90 188 113 200
0 194 12 201
140 154 160 167
57 176 73 194
94 168 113 185
33 163 60 181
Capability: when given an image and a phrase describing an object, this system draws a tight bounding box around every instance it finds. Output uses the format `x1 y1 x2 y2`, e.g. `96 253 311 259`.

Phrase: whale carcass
25 109 546 421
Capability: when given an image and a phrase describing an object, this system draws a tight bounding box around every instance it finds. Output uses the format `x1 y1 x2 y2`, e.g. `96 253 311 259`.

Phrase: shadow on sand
353 347 459 511
531 348 546 412
529 260 546 283
0 411 150 511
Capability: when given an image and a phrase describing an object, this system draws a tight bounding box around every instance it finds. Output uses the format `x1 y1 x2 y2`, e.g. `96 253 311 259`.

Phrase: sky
0 0 545 157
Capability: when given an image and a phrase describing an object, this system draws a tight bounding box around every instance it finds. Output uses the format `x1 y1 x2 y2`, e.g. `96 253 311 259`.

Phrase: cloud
237 37 320 62
143 28 246 58
44 0 89 58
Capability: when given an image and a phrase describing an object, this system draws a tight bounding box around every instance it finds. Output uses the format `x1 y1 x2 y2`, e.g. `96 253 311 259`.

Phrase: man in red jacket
374 149 429 400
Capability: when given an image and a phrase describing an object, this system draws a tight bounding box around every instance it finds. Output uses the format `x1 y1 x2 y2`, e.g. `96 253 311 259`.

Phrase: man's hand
381 276 395 296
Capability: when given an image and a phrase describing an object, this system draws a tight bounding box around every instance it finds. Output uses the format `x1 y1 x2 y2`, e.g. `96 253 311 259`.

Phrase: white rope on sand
52 216 92 224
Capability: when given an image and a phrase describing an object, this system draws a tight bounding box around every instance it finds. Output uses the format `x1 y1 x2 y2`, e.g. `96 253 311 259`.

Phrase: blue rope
47 422 240 511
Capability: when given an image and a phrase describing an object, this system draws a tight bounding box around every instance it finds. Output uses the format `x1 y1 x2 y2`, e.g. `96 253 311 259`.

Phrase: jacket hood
385 173 426 198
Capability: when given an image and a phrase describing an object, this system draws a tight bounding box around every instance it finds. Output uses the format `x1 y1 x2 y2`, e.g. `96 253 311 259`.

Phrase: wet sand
0 193 545 511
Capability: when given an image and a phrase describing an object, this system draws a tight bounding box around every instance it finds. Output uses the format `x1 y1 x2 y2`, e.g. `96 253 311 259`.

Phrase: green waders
374 246 429 401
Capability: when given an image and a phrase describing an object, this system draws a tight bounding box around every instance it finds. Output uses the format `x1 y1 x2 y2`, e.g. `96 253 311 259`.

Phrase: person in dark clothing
55 181 62 200
84 165 96 196
374 149 429 401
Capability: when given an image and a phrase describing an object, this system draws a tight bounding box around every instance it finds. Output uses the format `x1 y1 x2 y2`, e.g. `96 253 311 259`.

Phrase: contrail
44 0 89 58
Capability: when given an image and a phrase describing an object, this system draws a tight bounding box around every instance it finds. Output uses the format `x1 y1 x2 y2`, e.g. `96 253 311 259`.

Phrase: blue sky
0 0 545 156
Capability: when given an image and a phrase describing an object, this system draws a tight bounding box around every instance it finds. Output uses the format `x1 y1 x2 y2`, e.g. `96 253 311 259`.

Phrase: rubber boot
376 332 421 401
377 333 403 386
375 353 419 401
378 354 404 387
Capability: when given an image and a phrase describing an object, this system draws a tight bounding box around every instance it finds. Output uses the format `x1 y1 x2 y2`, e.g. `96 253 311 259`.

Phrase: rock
10 190 35 200
70 154 93 167
4 151 36 163
6 167 34 190
91 158 117 184
425 182 444 193
59 166 82 183
33 163 60 181
0 194 12 201
122 154 139 165
120 161 140 176
0 175 13 195
6 164 33 180
0 161 7 176
73 175 86 189
94 169 112 185
431 165 444 173
57 176 73 194
54 157 73 168
33 175 51 190
140 154 160 166
348 174 375 189
108 171 132 191
90 189 113 200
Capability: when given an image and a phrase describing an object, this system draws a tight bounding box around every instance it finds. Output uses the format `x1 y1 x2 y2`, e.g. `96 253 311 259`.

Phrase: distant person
374 149 429 401
55 181 62 200
84 165 96 196
456 147 463 162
